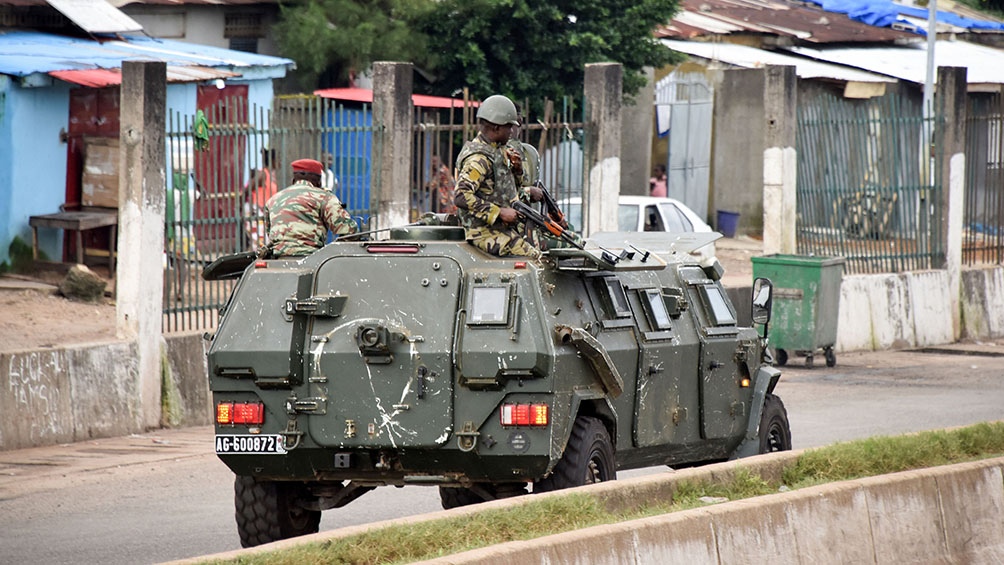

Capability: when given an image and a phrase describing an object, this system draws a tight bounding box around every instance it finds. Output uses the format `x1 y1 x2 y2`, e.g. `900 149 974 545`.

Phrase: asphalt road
0 345 1002 564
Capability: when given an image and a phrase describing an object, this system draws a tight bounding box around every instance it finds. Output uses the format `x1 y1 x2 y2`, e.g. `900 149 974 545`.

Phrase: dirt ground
0 266 118 352
0 237 761 353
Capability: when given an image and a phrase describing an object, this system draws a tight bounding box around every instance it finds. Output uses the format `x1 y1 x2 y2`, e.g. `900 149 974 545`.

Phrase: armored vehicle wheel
534 416 615 492
234 476 321 548
758 394 792 454
439 486 483 509
775 348 788 366
825 347 837 367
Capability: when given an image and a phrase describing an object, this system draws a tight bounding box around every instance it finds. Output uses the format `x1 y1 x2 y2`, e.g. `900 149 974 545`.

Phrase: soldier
262 158 358 258
454 94 544 259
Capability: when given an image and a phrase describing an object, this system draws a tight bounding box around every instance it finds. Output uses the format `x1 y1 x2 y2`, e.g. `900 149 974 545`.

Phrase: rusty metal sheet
657 0 921 44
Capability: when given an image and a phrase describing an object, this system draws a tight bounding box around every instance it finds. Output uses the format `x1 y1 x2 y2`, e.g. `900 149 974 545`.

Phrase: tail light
216 401 265 425
500 403 549 427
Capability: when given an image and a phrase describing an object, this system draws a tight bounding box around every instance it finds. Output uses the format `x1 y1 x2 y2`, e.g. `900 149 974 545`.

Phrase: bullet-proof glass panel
603 277 631 318
701 284 737 326
469 286 510 325
642 289 672 330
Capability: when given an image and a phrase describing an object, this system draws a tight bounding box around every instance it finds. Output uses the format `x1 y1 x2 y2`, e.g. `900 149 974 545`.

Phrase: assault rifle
512 200 584 250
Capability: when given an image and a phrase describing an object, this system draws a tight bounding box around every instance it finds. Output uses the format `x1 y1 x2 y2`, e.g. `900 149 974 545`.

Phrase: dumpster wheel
775 348 788 367
824 346 836 367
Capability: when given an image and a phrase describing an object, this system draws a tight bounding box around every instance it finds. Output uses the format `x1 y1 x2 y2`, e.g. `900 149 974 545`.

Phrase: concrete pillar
583 63 623 236
621 67 655 196
116 61 166 429
762 65 798 255
937 66 968 340
372 61 413 233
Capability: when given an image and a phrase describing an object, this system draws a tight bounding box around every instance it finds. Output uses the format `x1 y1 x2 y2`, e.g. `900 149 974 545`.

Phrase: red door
64 87 120 262
193 84 249 255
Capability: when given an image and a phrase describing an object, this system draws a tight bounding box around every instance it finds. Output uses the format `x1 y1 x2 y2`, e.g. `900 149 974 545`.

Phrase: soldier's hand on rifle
499 206 519 224
527 186 543 202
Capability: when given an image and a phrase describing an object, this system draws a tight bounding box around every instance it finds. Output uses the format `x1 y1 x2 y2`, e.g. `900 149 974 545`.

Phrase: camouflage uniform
263 179 357 257
454 133 541 259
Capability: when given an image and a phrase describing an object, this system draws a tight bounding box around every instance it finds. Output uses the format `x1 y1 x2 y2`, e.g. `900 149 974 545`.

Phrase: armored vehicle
204 225 790 547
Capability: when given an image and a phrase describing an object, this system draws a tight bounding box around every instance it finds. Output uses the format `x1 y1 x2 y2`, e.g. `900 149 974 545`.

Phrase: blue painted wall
0 77 277 267
0 78 72 266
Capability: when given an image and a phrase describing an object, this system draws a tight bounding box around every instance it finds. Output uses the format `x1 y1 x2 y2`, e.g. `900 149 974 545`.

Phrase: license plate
215 434 287 455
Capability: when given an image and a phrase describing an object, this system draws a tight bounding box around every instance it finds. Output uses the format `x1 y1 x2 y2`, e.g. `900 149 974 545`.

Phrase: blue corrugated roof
0 30 294 78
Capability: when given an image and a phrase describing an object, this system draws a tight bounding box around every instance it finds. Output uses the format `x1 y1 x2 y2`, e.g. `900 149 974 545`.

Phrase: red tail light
500 403 549 427
216 402 265 425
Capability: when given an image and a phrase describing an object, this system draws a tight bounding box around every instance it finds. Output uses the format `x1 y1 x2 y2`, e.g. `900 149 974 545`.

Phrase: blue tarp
804 0 1004 34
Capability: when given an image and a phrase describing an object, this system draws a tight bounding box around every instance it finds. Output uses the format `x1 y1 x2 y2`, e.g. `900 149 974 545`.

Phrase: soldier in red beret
261 158 358 257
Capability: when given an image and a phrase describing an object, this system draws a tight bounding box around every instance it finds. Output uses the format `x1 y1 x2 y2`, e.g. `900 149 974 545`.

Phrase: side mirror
751 277 773 325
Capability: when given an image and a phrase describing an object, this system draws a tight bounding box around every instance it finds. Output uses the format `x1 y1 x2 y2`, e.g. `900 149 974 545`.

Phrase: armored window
469 286 510 325
602 277 631 318
700 284 737 326
641 289 672 330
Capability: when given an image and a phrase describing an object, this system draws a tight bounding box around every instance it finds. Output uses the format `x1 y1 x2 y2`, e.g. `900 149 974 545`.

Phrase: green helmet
521 143 540 185
476 95 520 126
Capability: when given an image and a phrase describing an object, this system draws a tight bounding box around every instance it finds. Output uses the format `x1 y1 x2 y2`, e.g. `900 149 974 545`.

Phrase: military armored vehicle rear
204 224 790 547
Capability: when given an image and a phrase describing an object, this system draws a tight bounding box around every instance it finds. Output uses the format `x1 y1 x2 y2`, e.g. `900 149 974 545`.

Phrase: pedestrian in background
649 164 668 197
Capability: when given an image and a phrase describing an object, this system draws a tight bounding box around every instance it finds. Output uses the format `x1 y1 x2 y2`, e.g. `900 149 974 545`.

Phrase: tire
439 482 527 510
825 347 837 367
758 394 792 454
439 486 483 509
775 348 788 366
534 416 616 493
234 476 321 548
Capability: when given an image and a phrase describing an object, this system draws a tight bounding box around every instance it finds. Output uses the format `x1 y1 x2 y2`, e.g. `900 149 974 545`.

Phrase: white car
558 195 717 260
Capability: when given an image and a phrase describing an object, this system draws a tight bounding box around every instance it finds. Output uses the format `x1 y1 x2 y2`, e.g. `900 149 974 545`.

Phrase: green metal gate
964 90 1004 266
796 91 943 274
163 96 378 333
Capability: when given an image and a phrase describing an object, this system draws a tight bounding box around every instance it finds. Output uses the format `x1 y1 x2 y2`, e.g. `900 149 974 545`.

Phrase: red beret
291 158 323 175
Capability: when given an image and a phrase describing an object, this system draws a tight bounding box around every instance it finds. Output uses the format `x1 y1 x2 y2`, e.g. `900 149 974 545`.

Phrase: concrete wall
0 332 210 451
710 69 765 236
837 265 1004 351
419 457 1004 565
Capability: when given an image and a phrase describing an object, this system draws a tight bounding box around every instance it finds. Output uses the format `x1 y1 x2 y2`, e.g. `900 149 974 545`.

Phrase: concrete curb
170 452 1004 564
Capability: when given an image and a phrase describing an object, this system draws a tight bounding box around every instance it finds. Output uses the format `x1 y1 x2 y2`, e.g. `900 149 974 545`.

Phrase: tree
273 0 429 89
413 0 682 103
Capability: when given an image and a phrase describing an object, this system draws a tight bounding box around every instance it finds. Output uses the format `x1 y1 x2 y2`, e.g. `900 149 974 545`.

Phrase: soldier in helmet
262 158 358 258
454 94 544 259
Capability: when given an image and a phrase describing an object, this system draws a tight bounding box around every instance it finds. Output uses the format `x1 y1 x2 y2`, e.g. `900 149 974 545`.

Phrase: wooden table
29 210 118 276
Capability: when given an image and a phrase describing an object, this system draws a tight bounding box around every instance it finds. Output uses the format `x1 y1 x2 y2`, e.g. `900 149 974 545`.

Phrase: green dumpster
751 254 845 367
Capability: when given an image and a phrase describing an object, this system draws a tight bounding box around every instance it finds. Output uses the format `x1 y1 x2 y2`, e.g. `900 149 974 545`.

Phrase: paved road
1 344 1002 564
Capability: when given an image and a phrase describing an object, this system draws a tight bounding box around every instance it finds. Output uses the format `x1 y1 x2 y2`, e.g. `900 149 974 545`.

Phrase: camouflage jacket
454 133 523 232
264 180 357 257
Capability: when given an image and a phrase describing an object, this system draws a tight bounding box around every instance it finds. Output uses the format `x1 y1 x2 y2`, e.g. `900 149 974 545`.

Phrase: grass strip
208 421 1004 565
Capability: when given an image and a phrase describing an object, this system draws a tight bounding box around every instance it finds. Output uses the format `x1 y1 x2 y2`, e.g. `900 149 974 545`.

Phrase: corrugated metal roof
0 29 293 82
784 39 1004 88
50 65 238 86
314 87 479 109
657 0 921 44
46 0 143 34
662 39 895 83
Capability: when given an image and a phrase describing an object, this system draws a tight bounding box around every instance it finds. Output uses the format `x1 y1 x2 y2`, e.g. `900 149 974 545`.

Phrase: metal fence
163 96 378 333
409 96 588 219
163 94 588 333
964 91 1004 266
796 91 943 274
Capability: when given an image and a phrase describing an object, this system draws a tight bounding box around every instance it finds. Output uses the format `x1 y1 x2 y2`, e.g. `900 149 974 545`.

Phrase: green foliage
274 0 429 89
413 0 682 103
5 236 42 273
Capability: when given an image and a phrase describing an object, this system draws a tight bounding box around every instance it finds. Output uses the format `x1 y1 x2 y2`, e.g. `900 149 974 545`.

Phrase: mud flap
731 364 781 459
